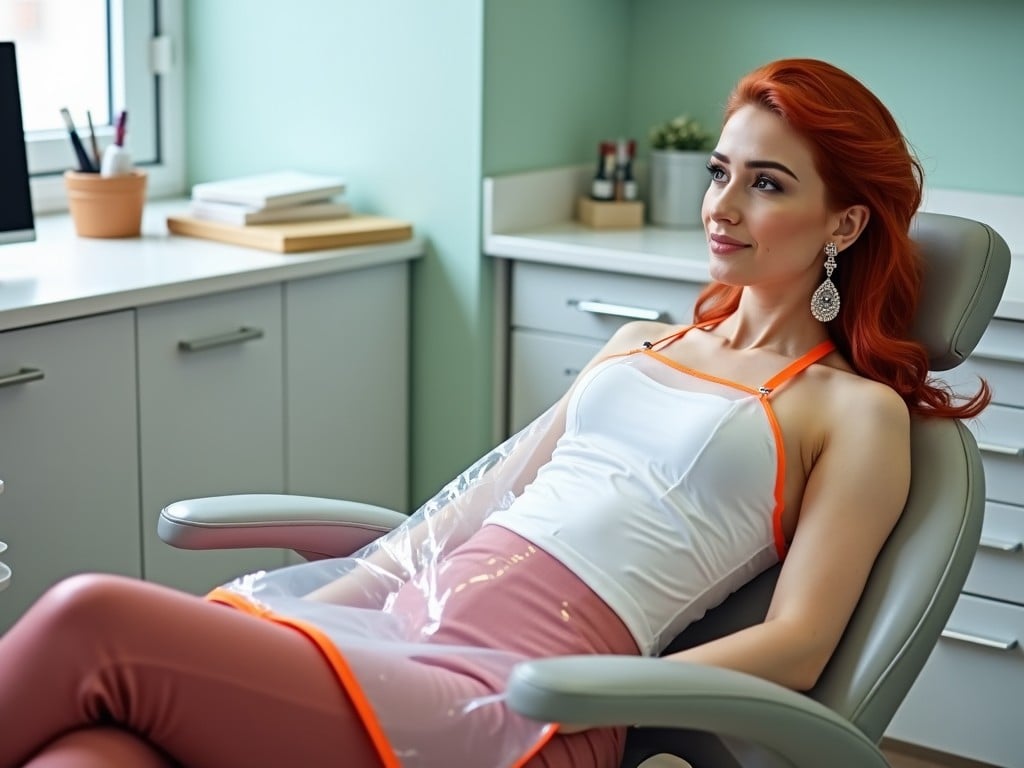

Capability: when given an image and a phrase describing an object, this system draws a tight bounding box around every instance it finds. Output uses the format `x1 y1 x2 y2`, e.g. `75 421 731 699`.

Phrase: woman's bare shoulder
816 354 910 431
602 321 681 355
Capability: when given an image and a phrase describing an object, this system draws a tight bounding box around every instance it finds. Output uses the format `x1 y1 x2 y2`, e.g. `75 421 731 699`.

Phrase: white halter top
486 327 835 655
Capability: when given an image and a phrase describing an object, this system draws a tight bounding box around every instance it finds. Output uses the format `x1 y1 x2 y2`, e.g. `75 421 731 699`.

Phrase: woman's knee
33 573 149 632
22 727 177 768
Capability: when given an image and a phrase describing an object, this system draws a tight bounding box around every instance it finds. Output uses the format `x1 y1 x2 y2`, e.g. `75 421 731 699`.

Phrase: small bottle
618 139 638 201
590 141 615 201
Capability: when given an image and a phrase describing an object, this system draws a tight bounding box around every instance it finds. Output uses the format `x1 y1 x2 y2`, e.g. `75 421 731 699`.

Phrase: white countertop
482 167 1024 323
0 199 424 332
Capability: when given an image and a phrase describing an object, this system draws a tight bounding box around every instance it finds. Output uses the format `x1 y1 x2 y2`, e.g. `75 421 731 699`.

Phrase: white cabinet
0 312 141 633
507 261 700 431
137 284 288 594
0 225 420 626
886 317 1024 767
285 264 410 510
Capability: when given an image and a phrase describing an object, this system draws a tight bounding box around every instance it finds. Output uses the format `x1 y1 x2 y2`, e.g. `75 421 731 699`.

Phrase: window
1 0 184 213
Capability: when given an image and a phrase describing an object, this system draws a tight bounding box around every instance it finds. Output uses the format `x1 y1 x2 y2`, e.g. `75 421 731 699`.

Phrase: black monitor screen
0 41 35 245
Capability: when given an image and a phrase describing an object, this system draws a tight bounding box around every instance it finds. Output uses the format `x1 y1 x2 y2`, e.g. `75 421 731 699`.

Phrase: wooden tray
166 214 413 253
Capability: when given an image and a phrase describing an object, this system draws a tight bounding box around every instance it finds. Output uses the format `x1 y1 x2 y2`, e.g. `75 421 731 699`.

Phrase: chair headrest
910 212 1011 371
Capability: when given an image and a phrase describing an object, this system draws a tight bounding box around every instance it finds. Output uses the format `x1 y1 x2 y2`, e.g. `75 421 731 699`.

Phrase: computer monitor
0 41 35 246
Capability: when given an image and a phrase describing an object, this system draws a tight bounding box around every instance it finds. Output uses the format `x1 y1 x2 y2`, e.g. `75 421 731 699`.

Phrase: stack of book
167 170 413 254
187 170 350 225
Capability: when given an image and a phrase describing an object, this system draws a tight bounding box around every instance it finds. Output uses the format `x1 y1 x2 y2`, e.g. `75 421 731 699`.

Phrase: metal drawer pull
979 535 1023 552
178 327 264 353
941 628 1018 651
977 441 1023 457
0 367 44 389
573 300 664 322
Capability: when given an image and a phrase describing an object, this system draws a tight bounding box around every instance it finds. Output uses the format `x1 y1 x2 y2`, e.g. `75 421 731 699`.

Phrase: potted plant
648 114 714 228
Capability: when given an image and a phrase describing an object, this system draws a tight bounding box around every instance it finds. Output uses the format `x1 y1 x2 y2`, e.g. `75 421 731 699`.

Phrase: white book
188 198 352 226
191 171 347 209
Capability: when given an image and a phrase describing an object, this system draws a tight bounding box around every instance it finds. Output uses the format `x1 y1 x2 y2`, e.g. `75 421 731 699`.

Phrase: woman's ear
832 204 870 253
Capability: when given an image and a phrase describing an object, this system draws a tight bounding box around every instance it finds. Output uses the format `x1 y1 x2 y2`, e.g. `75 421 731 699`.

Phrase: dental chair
159 212 1010 768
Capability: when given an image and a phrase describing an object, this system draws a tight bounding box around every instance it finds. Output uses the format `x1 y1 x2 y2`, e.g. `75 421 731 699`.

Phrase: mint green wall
185 1 487 505
626 0 1024 195
483 0 632 175
183 0 1023 505
484 0 1024 196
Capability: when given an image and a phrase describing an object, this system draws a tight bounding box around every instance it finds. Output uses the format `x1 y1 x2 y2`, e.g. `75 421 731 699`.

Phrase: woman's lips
708 233 748 255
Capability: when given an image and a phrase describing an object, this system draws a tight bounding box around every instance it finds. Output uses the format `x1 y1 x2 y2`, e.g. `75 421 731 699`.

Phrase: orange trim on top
757 401 789 560
642 349 762 396
761 339 836 392
644 324 695 351
637 336 836 561
206 588 400 768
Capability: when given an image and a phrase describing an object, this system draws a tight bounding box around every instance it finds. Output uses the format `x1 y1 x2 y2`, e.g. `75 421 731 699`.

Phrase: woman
0 58 988 768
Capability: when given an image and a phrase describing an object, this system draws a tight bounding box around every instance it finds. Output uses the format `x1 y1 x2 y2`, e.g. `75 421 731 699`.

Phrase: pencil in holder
64 169 147 238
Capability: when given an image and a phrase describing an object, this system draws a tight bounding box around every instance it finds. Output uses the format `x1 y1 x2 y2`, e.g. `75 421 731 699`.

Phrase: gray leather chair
159 212 1011 768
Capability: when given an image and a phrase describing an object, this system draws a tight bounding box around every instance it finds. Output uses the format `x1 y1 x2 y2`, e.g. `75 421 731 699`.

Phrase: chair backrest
627 212 1010 765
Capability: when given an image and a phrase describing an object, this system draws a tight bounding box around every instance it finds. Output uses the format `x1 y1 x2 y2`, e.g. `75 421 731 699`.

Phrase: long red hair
693 58 988 419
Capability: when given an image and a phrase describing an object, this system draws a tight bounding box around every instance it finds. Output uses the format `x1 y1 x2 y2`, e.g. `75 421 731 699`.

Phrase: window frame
27 0 185 214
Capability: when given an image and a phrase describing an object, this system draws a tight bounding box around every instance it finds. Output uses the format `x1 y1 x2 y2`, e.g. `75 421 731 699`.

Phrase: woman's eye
706 162 727 182
753 174 781 192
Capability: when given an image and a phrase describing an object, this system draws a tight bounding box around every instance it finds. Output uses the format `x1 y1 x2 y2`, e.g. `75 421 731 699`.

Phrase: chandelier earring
810 242 841 322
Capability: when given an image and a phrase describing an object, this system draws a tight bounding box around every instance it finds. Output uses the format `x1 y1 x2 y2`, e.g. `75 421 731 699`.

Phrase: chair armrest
158 494 406 559
508 657 889 768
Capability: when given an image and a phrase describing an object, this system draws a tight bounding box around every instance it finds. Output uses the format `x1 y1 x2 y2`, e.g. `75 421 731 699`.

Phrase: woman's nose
704 182 740 224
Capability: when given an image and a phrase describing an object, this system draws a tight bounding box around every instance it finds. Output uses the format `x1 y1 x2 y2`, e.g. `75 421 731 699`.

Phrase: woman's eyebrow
711 151 800 182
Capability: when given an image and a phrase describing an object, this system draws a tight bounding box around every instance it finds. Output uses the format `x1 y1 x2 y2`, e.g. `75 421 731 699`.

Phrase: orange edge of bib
205 587 400 768
205 588 561 768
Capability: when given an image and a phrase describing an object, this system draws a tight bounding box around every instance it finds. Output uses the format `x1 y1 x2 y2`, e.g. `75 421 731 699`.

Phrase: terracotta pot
64 169 147 238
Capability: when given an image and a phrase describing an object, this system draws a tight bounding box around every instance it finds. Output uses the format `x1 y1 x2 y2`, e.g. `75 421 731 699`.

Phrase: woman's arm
664 380 911 691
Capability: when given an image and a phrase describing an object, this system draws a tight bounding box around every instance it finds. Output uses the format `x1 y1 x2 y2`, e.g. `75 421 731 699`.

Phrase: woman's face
701 104 837 291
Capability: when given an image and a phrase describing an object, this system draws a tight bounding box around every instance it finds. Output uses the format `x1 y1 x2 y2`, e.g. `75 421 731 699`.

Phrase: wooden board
166 214 413 253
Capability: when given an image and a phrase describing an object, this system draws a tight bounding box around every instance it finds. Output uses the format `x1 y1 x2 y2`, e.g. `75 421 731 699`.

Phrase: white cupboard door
285 264 410 512
137 284 287 594
509 329 603 434
0 311 140 634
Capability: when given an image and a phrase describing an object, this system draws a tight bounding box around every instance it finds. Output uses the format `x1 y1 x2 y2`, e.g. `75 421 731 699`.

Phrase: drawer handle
941 628 1018 651
572 300 664 322
979 535 1023 552
977 441 1023 457
178 327 265 353
0 367 44 389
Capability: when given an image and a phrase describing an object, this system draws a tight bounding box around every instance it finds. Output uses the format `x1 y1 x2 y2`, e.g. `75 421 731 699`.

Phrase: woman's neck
711 289 831 357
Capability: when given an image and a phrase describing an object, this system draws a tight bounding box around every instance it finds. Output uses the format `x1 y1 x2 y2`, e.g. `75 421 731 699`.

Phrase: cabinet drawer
137 284 287 594
509 329 602 433
0 312 141 632
940 318 1024 409
967 404 1024 506
964 501 1024 605
888 594 1024 766
511 262 700 340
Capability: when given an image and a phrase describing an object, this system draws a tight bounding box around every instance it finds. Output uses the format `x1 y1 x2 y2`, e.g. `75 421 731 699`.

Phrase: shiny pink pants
0 568 628 768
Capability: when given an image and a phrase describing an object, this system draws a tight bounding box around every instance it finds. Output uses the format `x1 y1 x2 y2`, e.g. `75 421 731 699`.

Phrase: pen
60 107 97 173
114 110 127 147
85 110 101 170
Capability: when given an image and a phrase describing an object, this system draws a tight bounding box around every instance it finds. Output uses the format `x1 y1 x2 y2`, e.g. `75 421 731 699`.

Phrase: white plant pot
648 149 709 228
